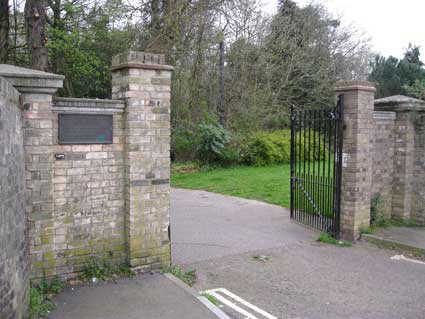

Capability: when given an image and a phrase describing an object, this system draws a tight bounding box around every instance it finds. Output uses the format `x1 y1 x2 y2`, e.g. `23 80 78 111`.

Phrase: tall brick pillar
335 81 376 241
0 66 64 278
111 52 173 269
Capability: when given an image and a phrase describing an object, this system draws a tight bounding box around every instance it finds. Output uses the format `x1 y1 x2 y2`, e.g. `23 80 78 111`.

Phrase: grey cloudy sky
261 0 425 59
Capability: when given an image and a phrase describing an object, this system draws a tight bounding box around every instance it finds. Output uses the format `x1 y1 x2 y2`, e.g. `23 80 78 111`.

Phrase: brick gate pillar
111 52 173 269
335 81 376 241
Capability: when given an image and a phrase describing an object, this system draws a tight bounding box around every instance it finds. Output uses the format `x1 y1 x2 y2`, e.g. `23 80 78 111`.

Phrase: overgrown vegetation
174 128 331 168
81 257 135 282
162 265 197 287
4 0 424 171
370 194 387 227
2 0 424 169
2 0 375 166
317 232 352 247
29 277 65 319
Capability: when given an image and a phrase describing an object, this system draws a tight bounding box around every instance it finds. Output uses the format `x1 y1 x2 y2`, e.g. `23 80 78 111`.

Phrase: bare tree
25 0 48 70
0 0 9 62
218 38 225 126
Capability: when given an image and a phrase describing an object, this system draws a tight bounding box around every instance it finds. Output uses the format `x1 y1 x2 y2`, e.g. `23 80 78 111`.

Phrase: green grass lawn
171 164 291 207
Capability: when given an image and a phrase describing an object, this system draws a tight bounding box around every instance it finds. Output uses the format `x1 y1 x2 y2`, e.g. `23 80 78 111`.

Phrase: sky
260 0 425 59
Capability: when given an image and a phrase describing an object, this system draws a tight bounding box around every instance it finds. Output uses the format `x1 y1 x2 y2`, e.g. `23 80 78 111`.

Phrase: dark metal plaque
59 114 113 144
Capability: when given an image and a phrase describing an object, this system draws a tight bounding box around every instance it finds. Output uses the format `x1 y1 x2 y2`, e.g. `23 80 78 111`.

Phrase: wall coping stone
111 51 174 72
53 97 125 114
373 111 396 120
335 80 376 92
374 95 425 112
0 64 64 94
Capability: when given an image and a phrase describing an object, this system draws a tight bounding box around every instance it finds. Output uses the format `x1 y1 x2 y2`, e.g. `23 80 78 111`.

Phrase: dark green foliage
370 194 387 227
48 14 133 98
48 28 110 98
369 55 403 98
171 127 199 162
369 44 425 99
81 257 135 282
197 123 231 164
29 276 65 318
172 124 241 166
404 79 425 100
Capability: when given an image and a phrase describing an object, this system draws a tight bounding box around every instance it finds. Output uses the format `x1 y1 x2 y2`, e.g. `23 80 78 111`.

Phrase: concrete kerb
361 233 425 256
164 273 231 319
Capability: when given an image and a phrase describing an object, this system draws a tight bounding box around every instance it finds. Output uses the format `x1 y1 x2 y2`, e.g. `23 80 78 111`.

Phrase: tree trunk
218 40 225 127
25 0 48 71
0 0 9 63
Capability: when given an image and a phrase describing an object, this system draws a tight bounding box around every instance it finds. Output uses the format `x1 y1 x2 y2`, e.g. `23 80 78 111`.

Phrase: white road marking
391 254 425 265
202 288 278 319
208 292 261 319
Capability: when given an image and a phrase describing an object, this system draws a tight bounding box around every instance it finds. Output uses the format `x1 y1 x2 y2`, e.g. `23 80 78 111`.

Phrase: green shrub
197 123 231 164
171 127 199 161
240 130 328 166
29 287 55 318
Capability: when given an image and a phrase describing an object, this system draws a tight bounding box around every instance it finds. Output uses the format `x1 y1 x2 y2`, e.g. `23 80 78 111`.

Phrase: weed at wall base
161 265 197 287
317 232 352 247
29 276 65 319
80 256 135 282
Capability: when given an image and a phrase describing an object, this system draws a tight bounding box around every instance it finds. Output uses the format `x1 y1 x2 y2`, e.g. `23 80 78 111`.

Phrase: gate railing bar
298 110 302 223
301 112 307 226
327 109 333 233
312 110 317 229
307 111 312 228
290 104 296 219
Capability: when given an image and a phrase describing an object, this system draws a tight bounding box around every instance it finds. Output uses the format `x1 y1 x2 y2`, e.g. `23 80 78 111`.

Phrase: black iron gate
290 95 344 238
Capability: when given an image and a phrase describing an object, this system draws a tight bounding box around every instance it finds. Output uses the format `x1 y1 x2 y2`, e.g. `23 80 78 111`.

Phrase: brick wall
28 98 128 278
0 55 173 282
0 76 29 318
374 96 425 225
370 111 396 219
412 113 425 225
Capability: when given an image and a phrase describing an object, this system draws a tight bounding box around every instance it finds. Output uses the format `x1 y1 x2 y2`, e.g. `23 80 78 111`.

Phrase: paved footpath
49 274 219 319
171 188 425 319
